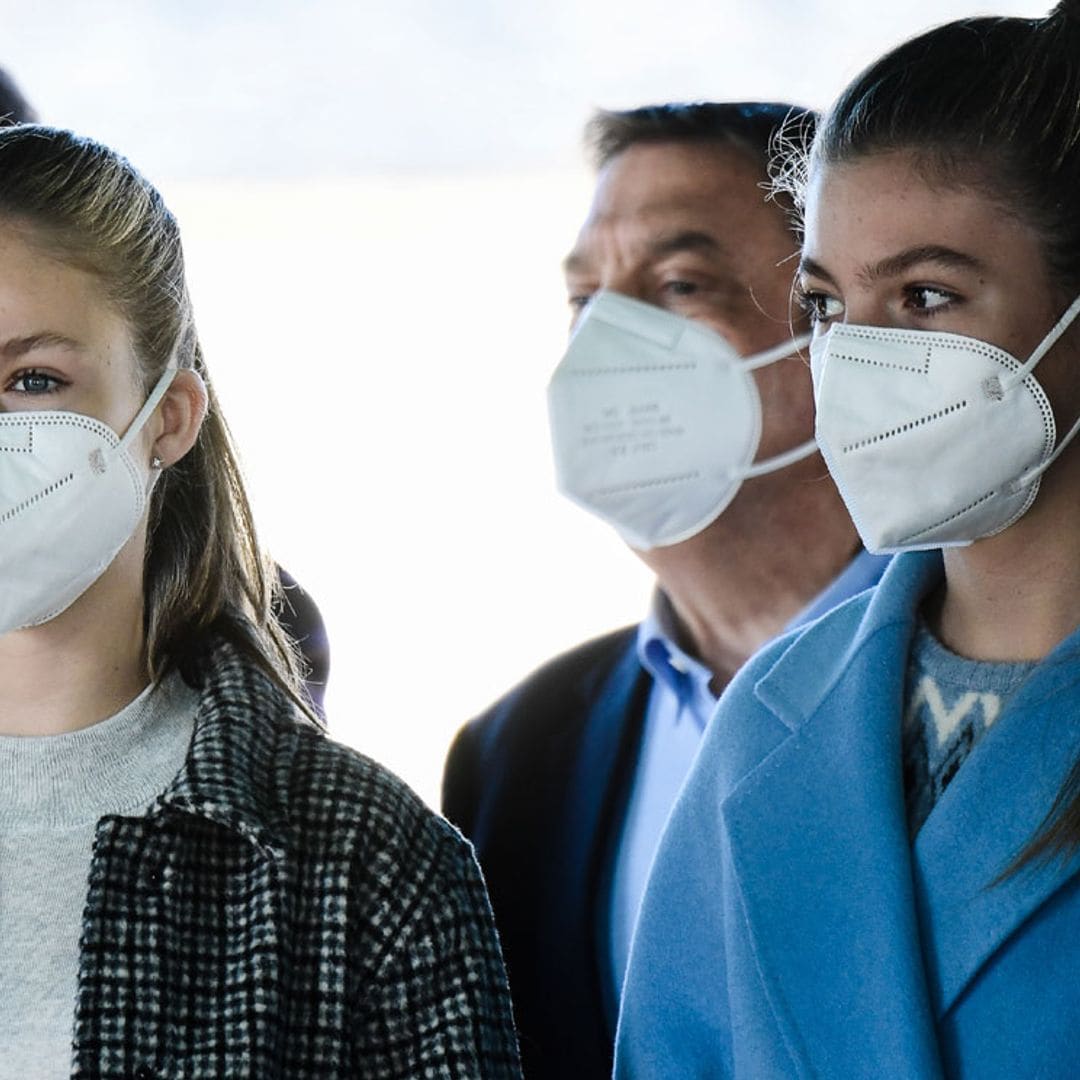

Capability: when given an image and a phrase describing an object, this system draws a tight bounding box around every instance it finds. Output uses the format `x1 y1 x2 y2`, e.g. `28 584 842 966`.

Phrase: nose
597 269 648 304
839 294 893 329
567 274 649 334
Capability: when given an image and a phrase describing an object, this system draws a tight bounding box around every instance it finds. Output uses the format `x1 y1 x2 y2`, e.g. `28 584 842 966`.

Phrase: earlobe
151 369 208 469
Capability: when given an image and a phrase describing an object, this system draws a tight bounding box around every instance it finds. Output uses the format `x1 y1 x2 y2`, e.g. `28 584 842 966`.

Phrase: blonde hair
0 124 303 696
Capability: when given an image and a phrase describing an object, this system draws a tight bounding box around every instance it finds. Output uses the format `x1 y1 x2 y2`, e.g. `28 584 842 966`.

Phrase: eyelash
904 285 958 314
794 288 840 324
660 279 698 297
566 277 700 311
794 284 962 324
5 369 68 395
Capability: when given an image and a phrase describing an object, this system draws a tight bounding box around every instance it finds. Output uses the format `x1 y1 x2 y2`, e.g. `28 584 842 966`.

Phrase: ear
150 369 209 468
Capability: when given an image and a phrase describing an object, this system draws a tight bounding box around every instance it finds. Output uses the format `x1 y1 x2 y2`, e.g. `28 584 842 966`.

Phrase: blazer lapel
570 638 653 1036
911 632 1080 1018
540 633 651 1067
721 553 944 1077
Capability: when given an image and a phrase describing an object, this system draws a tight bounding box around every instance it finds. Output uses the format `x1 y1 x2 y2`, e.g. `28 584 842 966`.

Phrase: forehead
803 152 1042 274
0 219 133 354
568 140 788 264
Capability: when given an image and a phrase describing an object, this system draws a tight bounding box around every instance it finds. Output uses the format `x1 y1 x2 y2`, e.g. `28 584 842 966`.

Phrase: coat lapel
721 553 945 1077
911 629 1080 1018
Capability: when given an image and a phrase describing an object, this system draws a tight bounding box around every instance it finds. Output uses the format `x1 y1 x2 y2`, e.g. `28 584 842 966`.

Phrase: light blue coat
614 551 1080 1078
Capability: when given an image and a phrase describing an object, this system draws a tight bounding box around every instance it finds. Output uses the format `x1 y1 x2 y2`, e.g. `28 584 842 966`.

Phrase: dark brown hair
776 1 1080 872
587 101 815 178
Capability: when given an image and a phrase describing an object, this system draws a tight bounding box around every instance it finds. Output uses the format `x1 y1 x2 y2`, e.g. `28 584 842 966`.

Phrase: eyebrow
0 332 84 359
647 229 723 260
563 229 725 275
799 244 986 286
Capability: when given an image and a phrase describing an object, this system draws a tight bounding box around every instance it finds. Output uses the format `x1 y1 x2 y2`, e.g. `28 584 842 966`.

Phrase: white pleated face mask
810 295 1080 554
547 290 814 550
0 366 175 634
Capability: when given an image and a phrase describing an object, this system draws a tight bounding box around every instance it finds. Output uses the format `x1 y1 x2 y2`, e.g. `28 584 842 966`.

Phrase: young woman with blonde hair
0 124 519 1079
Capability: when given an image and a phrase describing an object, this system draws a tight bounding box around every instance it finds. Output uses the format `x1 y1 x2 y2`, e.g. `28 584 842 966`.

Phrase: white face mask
0 367 176 634
547 289 814 550
810 295 1080 554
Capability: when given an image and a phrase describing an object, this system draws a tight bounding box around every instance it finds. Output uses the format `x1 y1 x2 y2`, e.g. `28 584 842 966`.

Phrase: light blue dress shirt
606 594 717 1002
605 549 889 1005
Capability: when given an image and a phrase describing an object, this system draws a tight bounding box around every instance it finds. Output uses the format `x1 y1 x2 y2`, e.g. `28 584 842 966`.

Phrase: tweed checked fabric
67 638 521 1079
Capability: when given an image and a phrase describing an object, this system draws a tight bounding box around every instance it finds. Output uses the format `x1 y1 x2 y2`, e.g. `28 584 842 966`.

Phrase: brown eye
661 280 698 297
796 289 843 323
906 285 957 312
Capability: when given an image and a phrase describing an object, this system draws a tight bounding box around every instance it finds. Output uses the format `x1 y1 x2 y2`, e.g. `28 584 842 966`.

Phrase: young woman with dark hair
616 4 1080 1076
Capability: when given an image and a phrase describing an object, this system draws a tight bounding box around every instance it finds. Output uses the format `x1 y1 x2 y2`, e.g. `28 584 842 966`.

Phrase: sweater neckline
0 673 198 831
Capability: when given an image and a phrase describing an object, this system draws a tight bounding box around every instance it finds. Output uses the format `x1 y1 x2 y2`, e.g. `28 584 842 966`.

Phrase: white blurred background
0 0 1049 805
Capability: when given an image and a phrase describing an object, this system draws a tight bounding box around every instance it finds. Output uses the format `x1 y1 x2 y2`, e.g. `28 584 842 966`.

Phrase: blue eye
7 370 65 395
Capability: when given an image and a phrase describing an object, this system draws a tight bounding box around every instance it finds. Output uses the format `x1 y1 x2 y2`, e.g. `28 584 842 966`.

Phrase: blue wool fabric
616 552 1080 1078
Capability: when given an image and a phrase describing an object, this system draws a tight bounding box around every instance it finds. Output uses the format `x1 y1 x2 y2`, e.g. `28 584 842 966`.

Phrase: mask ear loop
730 331 818 478
998 295 1080 393
738 331 813 372
117 366 178 452
998 294 1080 491
1013 409 1080 491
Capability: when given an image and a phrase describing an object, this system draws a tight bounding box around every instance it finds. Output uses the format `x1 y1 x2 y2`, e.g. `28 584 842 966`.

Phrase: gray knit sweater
0 674 197 1079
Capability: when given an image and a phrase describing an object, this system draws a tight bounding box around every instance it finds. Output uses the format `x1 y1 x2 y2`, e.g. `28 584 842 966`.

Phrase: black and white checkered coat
69 639 522 1079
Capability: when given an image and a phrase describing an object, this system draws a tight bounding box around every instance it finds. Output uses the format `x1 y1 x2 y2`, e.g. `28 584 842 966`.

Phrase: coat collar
153 639 319 859
752 550 940 730
719 552 946 1076
723 549 1080 1073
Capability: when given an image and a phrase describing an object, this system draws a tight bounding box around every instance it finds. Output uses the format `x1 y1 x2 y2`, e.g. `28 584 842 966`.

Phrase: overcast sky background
0 1 1051 804
0 0 1051 180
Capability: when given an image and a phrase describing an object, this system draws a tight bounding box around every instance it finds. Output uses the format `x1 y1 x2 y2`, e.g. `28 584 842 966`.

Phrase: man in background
443 102 886 1078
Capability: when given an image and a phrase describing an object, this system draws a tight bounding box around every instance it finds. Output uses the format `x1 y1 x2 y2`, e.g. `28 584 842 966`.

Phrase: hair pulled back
0 124 301 698
776 2 1080 871
776 2 1080 298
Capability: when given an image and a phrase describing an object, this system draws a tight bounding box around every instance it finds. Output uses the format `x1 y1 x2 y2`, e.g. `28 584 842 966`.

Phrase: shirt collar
636 551 891 728
636 590 717 728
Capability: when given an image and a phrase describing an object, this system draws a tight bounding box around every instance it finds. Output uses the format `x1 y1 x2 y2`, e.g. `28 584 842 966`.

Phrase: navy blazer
443 627 652 1079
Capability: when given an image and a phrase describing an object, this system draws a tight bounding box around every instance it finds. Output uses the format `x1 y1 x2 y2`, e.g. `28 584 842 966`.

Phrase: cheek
979 291 1061 362
98 380 148 439
754 358 815 442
